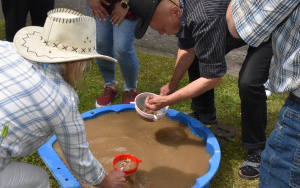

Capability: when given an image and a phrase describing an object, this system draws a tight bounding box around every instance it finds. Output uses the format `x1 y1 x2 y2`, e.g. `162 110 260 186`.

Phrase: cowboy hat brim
14 26 117 63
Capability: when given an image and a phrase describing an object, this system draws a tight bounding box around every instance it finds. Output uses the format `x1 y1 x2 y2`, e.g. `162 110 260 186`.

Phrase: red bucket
112 154 142 175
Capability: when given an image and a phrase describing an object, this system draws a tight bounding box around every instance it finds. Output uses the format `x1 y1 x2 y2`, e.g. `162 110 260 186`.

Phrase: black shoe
188 112 218 125
238 150 262 180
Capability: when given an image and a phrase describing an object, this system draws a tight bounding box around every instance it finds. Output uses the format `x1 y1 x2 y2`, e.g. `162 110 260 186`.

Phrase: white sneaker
265 90 272 98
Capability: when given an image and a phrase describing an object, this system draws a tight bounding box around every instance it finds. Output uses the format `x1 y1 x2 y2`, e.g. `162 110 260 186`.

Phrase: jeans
86 4 139 90
259 98 300 188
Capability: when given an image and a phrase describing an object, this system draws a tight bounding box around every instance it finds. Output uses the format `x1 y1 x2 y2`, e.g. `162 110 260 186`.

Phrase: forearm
55 111 105 185
167 76 222 105
169 48 195 87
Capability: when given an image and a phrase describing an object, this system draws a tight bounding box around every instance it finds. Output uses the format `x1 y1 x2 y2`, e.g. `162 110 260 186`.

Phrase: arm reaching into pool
143 43 221 111
145 76 221 111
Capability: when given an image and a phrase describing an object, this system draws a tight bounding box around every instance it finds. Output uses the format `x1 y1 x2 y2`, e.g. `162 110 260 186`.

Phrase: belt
289 93 300 105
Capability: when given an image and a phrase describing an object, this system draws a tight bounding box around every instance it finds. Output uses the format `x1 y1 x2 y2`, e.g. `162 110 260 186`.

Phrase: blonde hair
60 59 92 87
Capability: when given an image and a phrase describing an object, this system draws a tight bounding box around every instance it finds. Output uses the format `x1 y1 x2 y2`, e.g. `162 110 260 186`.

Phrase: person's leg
239 39 272 150
0 161 50 188
113 19 139 104
1 0 29 42
94 16 115 86
238 38 272 179
86 3 118 107
259 98 300 187
86 3 115 86
29 0 55 27
113 19 138 91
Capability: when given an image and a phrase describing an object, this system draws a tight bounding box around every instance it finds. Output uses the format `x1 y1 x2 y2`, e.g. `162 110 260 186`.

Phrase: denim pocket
283 105 300 188
290 134 300 187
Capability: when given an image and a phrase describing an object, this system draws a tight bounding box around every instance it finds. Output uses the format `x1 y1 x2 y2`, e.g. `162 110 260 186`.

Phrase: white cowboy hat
13 8 117 63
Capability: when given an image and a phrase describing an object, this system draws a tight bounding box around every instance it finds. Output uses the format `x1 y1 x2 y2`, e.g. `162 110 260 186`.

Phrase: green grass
0 20 287 187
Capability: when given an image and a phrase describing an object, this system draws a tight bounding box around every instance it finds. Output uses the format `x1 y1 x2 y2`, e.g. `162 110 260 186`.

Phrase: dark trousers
188 32 273 150
239 39 272 150
1 0 55 42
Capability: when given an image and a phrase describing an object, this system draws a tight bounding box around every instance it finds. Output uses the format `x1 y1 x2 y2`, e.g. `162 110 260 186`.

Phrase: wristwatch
120 0 129 9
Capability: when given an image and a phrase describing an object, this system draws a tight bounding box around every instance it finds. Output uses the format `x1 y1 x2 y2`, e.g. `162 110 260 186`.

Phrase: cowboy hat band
14 8 117 63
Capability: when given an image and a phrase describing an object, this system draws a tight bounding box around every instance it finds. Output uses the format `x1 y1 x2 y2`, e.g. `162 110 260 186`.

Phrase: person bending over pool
0 8 126 188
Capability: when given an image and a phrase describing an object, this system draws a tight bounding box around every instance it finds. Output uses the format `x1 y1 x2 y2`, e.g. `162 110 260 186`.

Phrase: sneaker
95 86 118 108
122 90 138 104
188 111 218 125
265 89 272 98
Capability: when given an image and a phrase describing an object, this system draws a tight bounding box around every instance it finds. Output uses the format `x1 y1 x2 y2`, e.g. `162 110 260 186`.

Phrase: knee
96 37 113 53
238 78 251 93
96 39 108 51
114 45 132 58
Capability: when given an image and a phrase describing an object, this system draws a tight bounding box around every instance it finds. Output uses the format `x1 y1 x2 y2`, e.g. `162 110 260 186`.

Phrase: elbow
209 77 222 89
214 77 222 87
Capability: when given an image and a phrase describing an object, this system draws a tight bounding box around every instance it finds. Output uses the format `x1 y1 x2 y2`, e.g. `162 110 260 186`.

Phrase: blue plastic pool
38 104 221 188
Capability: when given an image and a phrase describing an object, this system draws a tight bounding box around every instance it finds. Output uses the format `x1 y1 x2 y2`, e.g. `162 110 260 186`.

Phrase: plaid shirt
231 0 300 97
0 41 104 185
103 0 139 20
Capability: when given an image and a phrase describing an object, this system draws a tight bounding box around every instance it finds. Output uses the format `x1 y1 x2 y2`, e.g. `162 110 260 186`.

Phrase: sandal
238 151 261 180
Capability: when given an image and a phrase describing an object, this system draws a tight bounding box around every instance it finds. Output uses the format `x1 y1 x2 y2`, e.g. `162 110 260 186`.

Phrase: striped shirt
177 0 231 78
0 41 104 185
231 0 300 97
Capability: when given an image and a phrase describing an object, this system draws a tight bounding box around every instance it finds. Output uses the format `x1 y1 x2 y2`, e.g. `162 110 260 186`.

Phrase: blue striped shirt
0 41 104 185
231 0 300 97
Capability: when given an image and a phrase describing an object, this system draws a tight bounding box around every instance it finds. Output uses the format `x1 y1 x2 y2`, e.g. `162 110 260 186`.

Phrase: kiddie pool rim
38 104 221 188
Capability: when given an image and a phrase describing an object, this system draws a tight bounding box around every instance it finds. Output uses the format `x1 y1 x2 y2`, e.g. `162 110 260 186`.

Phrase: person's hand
160 82 177 95
111 1 129 26
145 95 168 111
87 0 109 21
98 170 126 188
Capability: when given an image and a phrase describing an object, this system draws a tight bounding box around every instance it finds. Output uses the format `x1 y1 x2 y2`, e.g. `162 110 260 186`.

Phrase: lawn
0 20 287 187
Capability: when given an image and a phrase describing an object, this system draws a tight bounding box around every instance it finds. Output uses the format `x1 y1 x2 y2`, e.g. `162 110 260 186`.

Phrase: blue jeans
86 4 139 90
259 98 300 188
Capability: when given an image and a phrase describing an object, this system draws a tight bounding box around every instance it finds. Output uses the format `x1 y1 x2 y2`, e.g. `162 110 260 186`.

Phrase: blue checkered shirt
0 41 105 185
231 0 300 97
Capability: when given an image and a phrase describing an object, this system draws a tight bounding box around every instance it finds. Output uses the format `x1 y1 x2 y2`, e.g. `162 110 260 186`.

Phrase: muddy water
53 111 211 188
